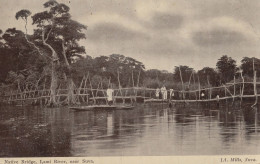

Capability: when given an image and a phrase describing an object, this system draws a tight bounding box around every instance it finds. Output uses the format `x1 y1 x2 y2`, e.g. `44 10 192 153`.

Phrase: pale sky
1 0 260 71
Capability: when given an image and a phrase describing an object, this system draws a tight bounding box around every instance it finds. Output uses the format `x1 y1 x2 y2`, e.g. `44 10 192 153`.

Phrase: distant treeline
70 54 260 90
0 38 259 90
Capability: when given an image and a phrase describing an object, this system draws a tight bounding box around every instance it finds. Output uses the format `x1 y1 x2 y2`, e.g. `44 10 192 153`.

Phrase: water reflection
0 104 260 156
0 107 71 157
107 112 114 136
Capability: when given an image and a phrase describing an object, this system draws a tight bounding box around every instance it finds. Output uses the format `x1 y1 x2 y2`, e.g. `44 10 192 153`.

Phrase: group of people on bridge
155 86 174 100
104 85 221 104
155 86 220 101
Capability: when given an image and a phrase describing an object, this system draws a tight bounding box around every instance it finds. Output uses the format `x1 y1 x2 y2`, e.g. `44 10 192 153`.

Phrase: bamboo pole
224 85 234 97
187 71 193 100
224 85 227 104
78 75 85 102
188 71 193 89
232 76 235 104
84 73 89 103
252 69 257 107
240 69 245 104
252 58 258 108
124 89 128 104
207 75 211 100
56 84 61 104
192 72 197 100
198 75 201 100
108 76 111 87
95 81 101 97
239 84 242 97
132 69 137 102
233 76 236 96
179 67 185 100
135 70 141 101
100 79 108 105
132 70 135 87
87 74 96 105
117 69 124 103
137 69 141 87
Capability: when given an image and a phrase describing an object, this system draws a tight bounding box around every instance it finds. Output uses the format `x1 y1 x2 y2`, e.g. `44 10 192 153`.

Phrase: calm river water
0 103 260 157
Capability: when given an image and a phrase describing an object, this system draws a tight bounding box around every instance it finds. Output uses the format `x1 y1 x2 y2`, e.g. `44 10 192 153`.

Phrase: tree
216 55 237 83
0 28 44 86
16 7 59 106
173 65 194 83
0 29 14 82
145 69 173 82
72 54 146 88
241 57 260 77
16 0 87 105
0 29 3 48
71 55 94 85
197 67 219 86
105 54 145 87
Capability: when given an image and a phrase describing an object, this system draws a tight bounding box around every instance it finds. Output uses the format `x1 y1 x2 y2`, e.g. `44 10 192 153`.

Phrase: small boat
69 105 134 111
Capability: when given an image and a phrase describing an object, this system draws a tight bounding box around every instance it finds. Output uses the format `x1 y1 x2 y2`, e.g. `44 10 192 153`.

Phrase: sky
0 0 260 71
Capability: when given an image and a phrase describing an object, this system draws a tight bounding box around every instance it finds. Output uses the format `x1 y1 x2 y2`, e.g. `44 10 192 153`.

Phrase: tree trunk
179 67 185 100
67 76 77 104
64 67 77 105
61 39 77 105
252 59 258 108
42 29 59 107
49 62 58 106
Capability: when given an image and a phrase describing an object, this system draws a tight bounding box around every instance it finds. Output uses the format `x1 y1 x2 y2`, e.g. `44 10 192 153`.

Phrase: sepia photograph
0 0 260 161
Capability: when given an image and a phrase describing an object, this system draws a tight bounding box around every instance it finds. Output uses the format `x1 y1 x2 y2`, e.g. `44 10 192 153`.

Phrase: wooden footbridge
0 80 259 107
1 64 259 107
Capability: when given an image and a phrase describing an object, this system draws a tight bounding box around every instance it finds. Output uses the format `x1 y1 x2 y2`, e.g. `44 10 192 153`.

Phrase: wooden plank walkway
0 81 259 106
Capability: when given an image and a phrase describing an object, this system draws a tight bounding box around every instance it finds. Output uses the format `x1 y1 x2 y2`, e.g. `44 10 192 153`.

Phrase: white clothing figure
201 92 205 99
155 88 160 99
107 88 114 101
170 89 174 98
216 94 220 101
161 86 167 100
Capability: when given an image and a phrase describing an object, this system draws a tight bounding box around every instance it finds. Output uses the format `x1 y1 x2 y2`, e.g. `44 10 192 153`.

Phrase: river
0 103 259 157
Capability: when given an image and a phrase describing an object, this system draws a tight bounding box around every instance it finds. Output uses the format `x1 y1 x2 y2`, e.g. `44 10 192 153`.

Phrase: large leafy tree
241 57 260 77
16 0 86 105
197 67 220 86
0 29 14 83
0 29 3 47
143 69 174 89
106 54 145 87
72 54 146 87
2 28 45 71
0 28 46 87
173 65 194 83
216 55 237 83
145 69 173 82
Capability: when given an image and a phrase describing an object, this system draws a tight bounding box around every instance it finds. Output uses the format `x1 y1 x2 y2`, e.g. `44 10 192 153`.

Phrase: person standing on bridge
201 92 205 100
107 86 114 106
155 88 160 99
161 86 167 100
169 89 174 100
216 94 220 101
216 94 220 107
